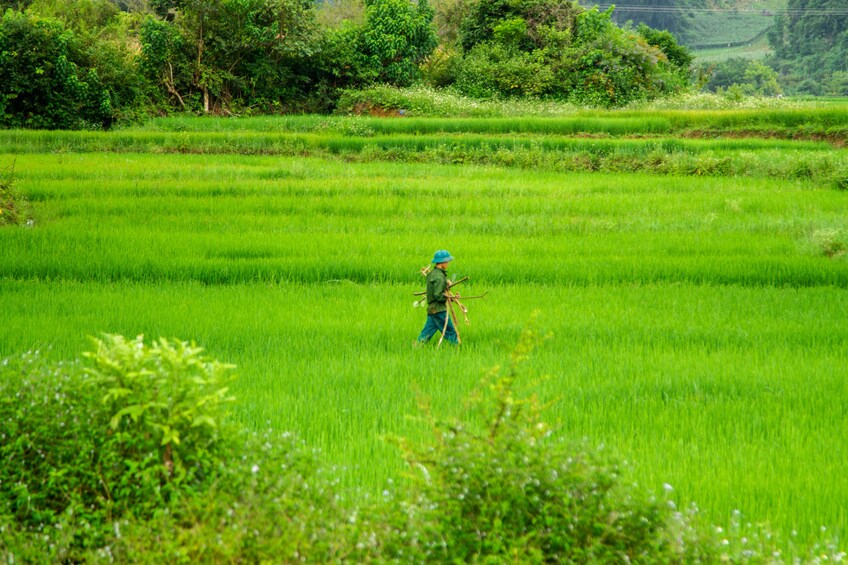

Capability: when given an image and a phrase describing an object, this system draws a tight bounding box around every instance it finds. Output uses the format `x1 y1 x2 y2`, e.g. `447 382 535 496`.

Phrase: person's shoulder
427 268 444 281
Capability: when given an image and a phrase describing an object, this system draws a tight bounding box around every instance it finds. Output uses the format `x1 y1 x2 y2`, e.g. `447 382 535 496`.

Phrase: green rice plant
809 228 847 258
1 130 843 184
1 116 847 553
129 105 848 139
1 277 847 547
1 153 847 289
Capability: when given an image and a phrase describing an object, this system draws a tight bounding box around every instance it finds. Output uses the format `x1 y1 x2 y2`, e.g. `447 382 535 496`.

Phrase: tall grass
2 154 846 287
332 84 836 116
0 130 845 184
1 278 846 547
1 119 847 551
132 108 848 135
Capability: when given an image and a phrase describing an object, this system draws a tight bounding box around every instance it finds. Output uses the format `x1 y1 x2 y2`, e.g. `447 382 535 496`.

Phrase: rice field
1 111 847 550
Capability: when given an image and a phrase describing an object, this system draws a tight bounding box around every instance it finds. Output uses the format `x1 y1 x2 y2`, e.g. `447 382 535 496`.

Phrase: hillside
594 0 788 62
684 0 786 46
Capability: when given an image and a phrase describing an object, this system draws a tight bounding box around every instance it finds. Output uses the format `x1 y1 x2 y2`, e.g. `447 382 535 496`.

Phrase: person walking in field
416 249 460 346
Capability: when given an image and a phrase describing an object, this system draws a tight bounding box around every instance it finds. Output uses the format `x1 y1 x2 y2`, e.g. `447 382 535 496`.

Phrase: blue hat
432 249 453 263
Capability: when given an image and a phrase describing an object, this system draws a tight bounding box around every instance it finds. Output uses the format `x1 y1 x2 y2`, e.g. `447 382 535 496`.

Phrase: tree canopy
0 0 696 128
767 0 848 95
447 0 691 106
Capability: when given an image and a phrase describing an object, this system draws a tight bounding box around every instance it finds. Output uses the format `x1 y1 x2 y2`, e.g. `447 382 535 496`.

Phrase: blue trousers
418 311 458 344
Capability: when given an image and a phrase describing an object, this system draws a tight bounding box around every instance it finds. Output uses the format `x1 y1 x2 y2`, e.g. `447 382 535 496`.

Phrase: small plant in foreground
810 228 846 258
0 335 237 556
390 320 698 563
0 161 29 227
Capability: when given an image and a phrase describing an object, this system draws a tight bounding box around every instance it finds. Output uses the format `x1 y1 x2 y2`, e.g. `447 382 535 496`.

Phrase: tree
450 0 691 106
361 0 438 86
23 0 148 121
699 57 783 96
140 0 319 113
0 10 112 128
767 0 848 94
429 0 471 46
0 1 35 10
742 60 782 96
636 23 692 71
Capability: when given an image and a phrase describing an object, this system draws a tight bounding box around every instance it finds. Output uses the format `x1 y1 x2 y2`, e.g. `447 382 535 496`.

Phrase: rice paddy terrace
1 105 847 549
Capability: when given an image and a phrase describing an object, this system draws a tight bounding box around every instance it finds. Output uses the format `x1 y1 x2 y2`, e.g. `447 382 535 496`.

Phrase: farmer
416 249 459 346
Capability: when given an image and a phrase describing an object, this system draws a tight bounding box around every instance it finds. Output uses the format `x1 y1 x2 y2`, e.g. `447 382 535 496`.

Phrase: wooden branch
164 62 186 110
447 276 469 288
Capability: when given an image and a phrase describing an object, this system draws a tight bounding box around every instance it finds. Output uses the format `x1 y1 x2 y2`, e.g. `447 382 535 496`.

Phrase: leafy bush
103 428 355 563
0 161 29 226
809 228 846 258
82 334 236 505
0 10 112 129
391 323 685 562
0 335 236 554
455 42 554 98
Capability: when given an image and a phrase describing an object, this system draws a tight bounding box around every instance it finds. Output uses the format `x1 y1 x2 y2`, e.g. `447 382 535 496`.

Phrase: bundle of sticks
414 271 488 348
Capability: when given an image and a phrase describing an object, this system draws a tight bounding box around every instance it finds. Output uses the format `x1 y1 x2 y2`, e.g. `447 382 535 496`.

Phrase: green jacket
426 267 449 314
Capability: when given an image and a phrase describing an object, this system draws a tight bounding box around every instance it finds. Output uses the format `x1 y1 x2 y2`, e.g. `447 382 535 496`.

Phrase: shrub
0 335 237 554
0 161 29 227
391 322 696 562
104 428 354 563
0 10 112 129
810 228 846 259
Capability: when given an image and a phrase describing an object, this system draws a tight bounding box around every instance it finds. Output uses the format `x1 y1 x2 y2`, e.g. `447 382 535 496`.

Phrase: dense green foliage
0 0 701 127
442 0 692 106
0 10 112 128
0 336 235 549
701 58 783 96
767 0 848 95
0 339 352 560
361 0 438 86
139 0 321 113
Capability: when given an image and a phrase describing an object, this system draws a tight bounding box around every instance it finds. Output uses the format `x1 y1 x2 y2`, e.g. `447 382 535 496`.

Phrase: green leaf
191 415 217 428
110 404 145 429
